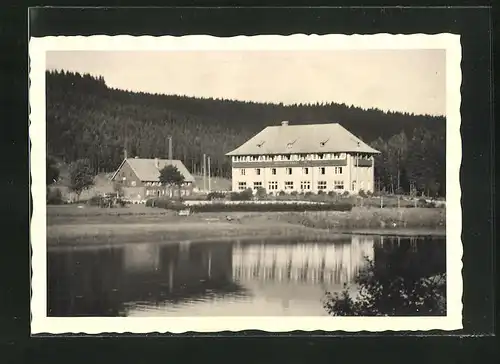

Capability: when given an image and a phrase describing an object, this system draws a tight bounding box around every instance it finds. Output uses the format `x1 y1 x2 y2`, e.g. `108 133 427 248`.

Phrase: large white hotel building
226 121 380 194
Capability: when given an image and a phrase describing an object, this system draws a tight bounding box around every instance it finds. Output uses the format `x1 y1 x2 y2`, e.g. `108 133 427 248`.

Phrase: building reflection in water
47 235 444 317
123 243 160 273
232 236 375 286
230 236 375 308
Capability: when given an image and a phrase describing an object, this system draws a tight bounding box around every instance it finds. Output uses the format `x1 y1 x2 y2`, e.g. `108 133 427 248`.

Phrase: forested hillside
45 70 446 196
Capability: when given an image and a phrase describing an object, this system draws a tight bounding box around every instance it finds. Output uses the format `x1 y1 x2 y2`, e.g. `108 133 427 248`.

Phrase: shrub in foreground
323 257 446 316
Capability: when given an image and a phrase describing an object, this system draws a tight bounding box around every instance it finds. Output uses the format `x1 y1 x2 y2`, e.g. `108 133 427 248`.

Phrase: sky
46 49 446 116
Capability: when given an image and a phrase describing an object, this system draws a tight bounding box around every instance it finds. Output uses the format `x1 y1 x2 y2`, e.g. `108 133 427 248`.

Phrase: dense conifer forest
45 70 446 196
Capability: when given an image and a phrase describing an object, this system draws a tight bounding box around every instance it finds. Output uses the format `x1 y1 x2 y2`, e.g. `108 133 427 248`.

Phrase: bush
304 191 313 197
189 201 353 213
327 191 337 197
290 191 298 196
147 198 186 211
358 189 368 198
416 198 436 208
317 190 324 195
342 191 350 197
47 188 63 205
255 187 267 199
207 191 226 200
278 190 286 196
230 188 253 201
116 198 128 207
87 195 128 208
87 195 103 206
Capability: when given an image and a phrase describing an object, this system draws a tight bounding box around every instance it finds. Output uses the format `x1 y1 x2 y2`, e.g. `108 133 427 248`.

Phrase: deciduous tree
159 165 185 198
68 158 94 201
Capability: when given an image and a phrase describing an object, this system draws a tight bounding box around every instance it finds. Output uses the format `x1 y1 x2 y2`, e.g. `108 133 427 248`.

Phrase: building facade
226 121 380 194
110 157 195 201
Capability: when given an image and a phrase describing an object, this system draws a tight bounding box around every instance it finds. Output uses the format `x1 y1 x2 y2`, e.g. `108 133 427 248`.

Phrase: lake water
47 235 446 317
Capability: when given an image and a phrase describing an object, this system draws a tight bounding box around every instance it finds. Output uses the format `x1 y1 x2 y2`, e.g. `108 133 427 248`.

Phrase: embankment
45 205 445 246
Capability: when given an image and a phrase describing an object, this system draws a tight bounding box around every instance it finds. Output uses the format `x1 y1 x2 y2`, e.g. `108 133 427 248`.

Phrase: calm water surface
47 235 445 317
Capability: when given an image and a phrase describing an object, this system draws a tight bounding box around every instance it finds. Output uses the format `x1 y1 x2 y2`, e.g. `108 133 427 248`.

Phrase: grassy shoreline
46 205 446 247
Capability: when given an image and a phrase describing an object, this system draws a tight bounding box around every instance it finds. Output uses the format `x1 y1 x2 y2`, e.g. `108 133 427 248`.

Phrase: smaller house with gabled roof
110 157 195 201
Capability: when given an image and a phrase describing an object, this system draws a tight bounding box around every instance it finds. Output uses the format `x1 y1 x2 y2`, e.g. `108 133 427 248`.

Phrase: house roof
226 122 380 156
111 158 195 183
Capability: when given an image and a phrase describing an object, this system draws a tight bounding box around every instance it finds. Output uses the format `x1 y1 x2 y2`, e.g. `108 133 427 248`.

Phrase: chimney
281 120 289 126
168 136 173 161
124 148 128 160
154 157 159 168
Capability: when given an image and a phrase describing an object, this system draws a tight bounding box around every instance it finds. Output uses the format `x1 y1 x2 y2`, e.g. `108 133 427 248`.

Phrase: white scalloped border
29 34 462 334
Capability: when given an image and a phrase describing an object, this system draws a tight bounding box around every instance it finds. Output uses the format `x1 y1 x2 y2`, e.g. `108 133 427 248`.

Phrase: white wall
231 154 375 194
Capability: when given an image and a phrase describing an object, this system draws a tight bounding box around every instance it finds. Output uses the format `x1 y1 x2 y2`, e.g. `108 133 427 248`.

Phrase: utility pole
203 153 207 192
207 156 212 192
355 141 360 195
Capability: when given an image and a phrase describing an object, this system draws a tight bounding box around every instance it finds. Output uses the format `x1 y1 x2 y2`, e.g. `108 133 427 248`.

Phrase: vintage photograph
30 34 462 333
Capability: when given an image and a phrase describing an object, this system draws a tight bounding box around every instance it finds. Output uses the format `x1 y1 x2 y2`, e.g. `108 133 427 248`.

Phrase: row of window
233 153 348 162
238 180 346 191
146 189 164 196
119 179 138 187
241 166 344 176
